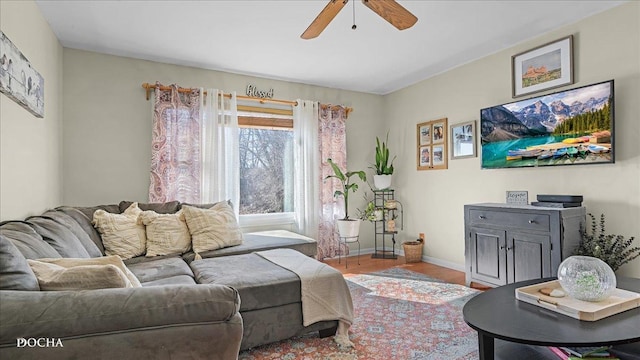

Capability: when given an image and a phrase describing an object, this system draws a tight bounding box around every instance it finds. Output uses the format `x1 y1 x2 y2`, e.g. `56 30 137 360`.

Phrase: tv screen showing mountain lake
480 80 613 169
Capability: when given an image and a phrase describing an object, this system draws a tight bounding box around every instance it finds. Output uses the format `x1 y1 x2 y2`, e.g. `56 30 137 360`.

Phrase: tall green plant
575 213 640 272
371 133 396 175
325 158 366 220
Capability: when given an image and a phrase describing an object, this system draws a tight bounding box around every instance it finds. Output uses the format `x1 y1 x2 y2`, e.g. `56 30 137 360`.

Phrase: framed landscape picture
417 118 448 170
450 120 476 159
512 35 573 98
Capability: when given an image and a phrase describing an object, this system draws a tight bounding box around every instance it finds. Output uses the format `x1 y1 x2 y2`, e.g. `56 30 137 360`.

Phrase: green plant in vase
575 213 640 272
370 132 396 190
357 192 383 222
325 158 366 237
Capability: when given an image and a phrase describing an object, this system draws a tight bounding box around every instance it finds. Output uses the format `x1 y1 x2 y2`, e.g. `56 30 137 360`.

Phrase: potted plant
370 132 396 190
357 193 383 222
325 158 367 238
575 213 640 272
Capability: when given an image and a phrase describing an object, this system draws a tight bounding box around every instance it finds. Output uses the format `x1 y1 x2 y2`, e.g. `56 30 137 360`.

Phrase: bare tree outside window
238 127 293 215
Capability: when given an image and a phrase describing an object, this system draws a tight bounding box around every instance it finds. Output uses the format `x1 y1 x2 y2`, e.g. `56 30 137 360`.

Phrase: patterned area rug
239 268 480 360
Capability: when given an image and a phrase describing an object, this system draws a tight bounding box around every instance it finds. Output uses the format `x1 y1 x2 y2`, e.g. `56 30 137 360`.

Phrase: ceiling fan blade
301 0 348 39
361 0 418 30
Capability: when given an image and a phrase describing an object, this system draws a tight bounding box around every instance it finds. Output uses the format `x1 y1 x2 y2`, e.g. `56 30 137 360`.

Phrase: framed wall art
481 80 614 170
0 31 44 118
450 120 476 159
416 118 448 170
512 35 573 98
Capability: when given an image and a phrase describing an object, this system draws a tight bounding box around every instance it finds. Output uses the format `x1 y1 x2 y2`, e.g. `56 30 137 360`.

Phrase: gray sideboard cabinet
464 203 585 287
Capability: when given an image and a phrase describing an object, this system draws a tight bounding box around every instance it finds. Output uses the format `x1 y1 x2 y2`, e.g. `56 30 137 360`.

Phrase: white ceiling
35 0 625 95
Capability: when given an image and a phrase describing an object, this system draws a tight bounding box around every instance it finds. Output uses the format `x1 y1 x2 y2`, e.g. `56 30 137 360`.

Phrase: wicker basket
402 241 423 263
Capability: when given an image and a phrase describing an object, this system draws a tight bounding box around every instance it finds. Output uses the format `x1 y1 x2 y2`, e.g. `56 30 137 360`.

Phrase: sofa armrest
0 284 240 346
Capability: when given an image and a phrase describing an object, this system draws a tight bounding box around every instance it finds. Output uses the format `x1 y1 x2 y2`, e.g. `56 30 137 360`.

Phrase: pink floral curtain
317 104 348 260
149 83 202 203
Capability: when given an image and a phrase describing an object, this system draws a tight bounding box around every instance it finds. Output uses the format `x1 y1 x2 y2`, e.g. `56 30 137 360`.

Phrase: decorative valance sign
0 31 44 118
246 84 274 99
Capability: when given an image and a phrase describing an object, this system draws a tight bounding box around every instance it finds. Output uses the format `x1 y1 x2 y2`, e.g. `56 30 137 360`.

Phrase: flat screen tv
480 80 614 169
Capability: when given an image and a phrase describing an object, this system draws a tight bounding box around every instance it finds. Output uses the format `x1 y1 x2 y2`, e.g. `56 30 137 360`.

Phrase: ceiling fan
301 0 418 40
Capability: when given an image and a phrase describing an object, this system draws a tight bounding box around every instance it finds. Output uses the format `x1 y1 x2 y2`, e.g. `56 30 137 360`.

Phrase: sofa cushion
28 260 132 290
190 254 300 312
182 230 318 263
25 217 91 258
41 210 102 258
141 275 197 287
74 204 121 221
140 210 191 257
92 202 146 260
182 203 243 257
0 235 39 291
126 257 194 283
119 200 180 214
0 284 241 349
56 206 105 255
36 256 142 287
0 221 60 259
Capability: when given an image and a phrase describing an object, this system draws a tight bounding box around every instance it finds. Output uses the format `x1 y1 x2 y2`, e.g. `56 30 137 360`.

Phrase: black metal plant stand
371 189 403 259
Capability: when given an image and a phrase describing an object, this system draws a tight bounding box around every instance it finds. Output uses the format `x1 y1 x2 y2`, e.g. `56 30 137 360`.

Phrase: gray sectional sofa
0 201 337 359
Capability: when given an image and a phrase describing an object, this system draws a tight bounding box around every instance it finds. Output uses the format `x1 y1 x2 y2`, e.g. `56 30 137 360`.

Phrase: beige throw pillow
140 210 191 257
35 255 142 287
28 260 131 291
182 202 243 258
92 202 146 260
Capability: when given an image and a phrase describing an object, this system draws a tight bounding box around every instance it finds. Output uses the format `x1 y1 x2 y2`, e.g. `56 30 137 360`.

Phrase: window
238 113 294 217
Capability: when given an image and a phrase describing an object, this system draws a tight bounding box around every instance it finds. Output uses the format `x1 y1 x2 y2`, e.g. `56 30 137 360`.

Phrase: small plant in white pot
356 192 383 222
371 133 396 190
326 158 367 238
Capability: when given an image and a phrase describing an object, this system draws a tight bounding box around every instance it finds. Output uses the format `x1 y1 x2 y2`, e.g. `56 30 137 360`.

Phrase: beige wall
6 1 638 276
62 49 384 240
384 2 640 277
0 0 64 221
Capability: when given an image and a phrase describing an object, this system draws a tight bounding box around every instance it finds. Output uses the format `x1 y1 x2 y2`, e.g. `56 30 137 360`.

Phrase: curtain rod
141 82 297 106
141 83 353 115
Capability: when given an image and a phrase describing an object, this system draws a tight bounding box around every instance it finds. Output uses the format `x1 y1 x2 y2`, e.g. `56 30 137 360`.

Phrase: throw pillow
92 202 146 260
35 255 142 287
27 260 132 291
182 202 243 258
140 210 191 257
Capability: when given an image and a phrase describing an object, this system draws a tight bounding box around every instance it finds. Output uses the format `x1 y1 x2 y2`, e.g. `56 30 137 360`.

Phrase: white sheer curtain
293 100 320 239
200 88 240 215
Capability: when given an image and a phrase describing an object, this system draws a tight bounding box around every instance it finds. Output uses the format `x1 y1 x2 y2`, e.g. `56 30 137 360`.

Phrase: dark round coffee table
463 277 640 360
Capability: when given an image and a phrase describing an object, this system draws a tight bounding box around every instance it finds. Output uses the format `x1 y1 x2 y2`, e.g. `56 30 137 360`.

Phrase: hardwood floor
322 254 467 286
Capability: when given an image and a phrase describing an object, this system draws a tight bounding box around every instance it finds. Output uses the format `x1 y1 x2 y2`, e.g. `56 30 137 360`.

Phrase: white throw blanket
256 249 354 348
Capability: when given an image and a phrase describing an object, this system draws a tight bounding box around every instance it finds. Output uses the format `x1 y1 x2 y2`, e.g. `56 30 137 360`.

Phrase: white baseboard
330 247 464 273
396 248 465 272
421 255 465 272
325 247 375 260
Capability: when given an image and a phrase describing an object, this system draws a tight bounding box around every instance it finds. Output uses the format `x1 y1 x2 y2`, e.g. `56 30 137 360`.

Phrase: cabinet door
470 227 507 286
507 232 551 283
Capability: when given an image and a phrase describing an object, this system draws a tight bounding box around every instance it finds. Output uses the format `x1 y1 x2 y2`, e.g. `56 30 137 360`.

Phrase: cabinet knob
478 215 486 219
528 220 536 224
499 245 505 250
507 246 513 251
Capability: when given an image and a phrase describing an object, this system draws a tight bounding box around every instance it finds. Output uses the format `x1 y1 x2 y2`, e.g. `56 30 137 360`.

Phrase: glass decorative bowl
557 256 616 302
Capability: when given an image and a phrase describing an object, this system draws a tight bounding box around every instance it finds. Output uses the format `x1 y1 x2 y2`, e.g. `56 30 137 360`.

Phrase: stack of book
549 346 619 360
531 195 583 208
